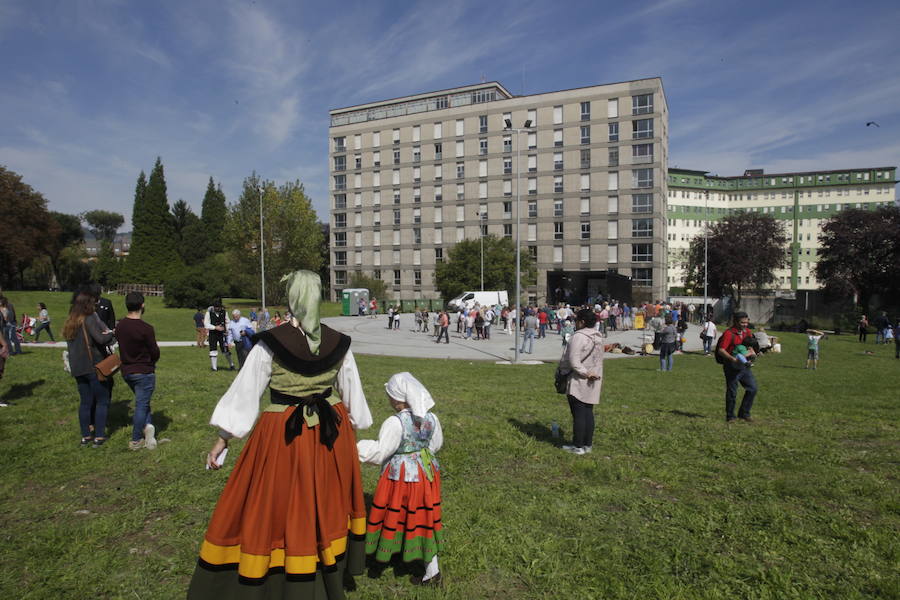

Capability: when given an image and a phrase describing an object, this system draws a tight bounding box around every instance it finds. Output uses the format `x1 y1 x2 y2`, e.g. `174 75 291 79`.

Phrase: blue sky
2 0 898 230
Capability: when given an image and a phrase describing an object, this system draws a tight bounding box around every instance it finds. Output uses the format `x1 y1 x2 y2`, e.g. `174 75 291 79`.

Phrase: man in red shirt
716 311 758 423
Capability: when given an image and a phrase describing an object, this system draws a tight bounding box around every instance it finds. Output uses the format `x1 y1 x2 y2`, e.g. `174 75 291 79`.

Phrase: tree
125 158 182 283
223 174 323 305
815 206 900 312
82 209 124 243
170 199 203 265
434 235 535 302
0 165 51 288
43 211 84 290
201 177 227 255
164 254 232 308
683 213 788 307
92 242 120 288
349 273 386 303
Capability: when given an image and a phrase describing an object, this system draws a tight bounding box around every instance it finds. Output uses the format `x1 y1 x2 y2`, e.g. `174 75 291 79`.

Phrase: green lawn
1 291 342 341
0 331 897 599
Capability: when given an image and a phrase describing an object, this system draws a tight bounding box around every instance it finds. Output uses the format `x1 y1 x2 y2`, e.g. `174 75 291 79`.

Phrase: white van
447 290 509 311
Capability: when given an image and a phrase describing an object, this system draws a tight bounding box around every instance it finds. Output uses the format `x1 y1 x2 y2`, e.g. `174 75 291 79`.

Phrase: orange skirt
366 463 444 564
188 403 365 597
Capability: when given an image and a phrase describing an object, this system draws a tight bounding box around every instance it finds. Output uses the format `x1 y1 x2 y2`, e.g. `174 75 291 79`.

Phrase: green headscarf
281 270 322 354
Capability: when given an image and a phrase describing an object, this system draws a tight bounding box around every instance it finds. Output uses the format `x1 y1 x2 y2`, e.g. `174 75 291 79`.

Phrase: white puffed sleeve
334 349 372 430
357 415 402 464
209 342 273 439
429 413 443 453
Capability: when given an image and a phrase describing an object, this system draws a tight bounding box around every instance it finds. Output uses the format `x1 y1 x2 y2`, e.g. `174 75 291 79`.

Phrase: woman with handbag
63 292 115 448
558 308 604 455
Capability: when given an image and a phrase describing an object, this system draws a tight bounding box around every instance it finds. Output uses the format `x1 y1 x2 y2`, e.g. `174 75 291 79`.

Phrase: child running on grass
806 328 826 370
357 372 444 587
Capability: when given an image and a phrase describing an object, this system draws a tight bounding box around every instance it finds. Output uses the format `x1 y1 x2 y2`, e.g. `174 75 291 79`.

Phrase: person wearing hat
357 372 444 587
716 311 758 423
204 299 234 371
188 270 372 598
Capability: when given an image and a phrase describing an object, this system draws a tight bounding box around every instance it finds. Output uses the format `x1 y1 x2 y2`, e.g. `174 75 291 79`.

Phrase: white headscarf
281 270 322 354
384 372 434 419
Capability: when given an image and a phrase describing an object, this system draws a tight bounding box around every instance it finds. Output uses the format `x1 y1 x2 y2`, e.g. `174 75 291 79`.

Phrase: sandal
92 437 107 448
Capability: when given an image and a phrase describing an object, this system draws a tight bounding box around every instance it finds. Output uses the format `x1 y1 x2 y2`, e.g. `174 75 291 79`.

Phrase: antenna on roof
481 72 486 83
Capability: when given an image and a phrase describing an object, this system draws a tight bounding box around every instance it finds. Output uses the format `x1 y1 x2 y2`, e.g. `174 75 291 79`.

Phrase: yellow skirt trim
200 518 367 578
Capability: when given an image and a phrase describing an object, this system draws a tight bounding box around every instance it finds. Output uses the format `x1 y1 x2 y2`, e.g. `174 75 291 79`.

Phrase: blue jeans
659 342 675 371
4 323 20 354
702 335 713 354
520 329 535 353
33 320 54 341
124 373 155 442
723 365 757 419
75 372 111 438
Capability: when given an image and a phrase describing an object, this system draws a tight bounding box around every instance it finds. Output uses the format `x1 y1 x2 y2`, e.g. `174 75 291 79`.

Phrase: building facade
328 79 669 303
666 167 897 292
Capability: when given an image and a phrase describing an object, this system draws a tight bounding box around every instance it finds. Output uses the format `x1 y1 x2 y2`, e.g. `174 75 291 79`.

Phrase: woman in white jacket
558 308 604 455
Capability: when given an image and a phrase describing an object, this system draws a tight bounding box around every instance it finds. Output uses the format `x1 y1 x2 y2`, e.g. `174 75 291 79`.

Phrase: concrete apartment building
328 78 669 304
666 166 897 292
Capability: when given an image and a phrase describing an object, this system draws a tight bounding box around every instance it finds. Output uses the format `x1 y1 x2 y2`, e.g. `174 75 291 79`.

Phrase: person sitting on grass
805 328 826 370
357 372 444 587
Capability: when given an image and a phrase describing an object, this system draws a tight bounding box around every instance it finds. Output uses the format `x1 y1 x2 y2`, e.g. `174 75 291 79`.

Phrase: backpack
714 329 742 364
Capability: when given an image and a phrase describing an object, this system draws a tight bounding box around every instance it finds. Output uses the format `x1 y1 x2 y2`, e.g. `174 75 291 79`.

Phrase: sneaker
92 438 106 448
129 439 145 450
562 445 586 455
0 402 9 408
582 446 593 454
143 423 157 450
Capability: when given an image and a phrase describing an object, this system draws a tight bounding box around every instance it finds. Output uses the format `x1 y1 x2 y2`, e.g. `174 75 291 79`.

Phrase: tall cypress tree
200 177 227 254
125 157 182 283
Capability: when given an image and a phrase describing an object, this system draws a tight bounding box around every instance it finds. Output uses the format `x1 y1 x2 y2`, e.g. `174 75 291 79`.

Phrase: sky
2 0 899 231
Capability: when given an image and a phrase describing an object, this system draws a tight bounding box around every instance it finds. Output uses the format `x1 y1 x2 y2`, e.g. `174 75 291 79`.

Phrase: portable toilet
341 288 370 316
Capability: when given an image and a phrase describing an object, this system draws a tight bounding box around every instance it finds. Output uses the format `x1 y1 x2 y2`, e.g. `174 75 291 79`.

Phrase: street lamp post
505 118 533 364
703 189 709 323
259 183 266 312
476 209 485 291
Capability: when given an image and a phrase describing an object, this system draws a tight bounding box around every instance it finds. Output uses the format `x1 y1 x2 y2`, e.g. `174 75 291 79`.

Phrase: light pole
476 209 486 291
703 188 709 323
505 118 533 364
259 182 266 312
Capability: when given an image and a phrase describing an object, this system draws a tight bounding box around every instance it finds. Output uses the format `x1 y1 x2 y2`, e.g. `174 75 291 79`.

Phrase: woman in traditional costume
357 372 444 587
188 271 372 599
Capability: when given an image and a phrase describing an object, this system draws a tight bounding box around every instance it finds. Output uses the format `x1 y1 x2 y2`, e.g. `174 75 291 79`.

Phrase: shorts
807 349 818 360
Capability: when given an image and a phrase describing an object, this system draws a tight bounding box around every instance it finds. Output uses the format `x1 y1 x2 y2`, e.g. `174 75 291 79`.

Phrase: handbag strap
81 321 95 363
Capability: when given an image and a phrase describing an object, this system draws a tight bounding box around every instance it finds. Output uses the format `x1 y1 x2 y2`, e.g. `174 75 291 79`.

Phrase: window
413 207 421 224
373 190 381 206
455 119 464 136
632 94 653 115
334 251 347 266
580 197 590 214
433 122 442 139
503 201 512 218
333 174 346 190
392 230 400 245
413 167 421 183
334 213 347 228
434 164 442 180
373 250 381 266
393 190 400 204
392 169 400 185
580 246 590 262
503 135 512 153
632 218 653 237
334 231 346 247
353 173 361 189
393 270 401 285
554 222 564 240
413 228 421 244
607 244 617 263
608 172 619 191
608 147 618 167
434 228 442 245
528 178 537 195
580 125 591 144
393 209 400 225
457 183 465 200
554 246 563 263
632 119 653 139
456 140 465 158
554 199 564 217
392 128 400 144
527 132 537 149
456 205 465 221
580 101 591 121
633 168 653 188
581 221 591 240
527 223 537 241
528 201 537 218
503 223 512 238
434 206 442 223
553 105 563 125
633 268 652 285
527 109 537 126
528 245 538 260
393 249 400 263
434 185 442 202
554 129 563 147
503 156 512 174
608 220 618 239
632 193 653 213
581 148 591 169
413 146 421 163
434 143 442 160
334 271 346 286
608 122 619 142
528 154 537 173
632 243 653 261
333 156 346 171
334 194 346 209
479 114 488 133
354 212 362 227
373 151 380 167
554 176 564 193
579 174 590 192
456 226 465 242
632 143 653 163
479 181 487 198
373 210 381 226
393 150 400 165
479 138 488 155
333 136 345 152
554 152 564 170
435 247 443 262
457 162 465 179
414 269 421 285
607 98 618 118
354 154 361 169
504 179 512 197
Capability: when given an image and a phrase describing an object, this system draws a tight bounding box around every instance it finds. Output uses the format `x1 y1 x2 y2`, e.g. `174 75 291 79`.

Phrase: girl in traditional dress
357 372 444 587
188 271 372 599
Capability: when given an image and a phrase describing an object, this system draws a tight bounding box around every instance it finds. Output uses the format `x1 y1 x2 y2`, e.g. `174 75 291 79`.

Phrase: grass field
0 328 897 599
1 291 342 341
